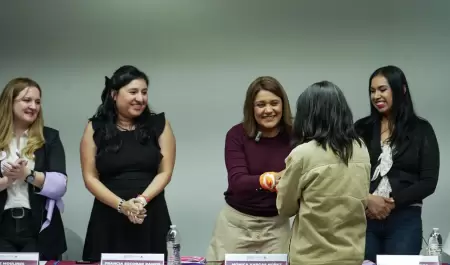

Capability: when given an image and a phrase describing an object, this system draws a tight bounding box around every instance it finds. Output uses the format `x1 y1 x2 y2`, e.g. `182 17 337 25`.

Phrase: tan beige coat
276 140 371 265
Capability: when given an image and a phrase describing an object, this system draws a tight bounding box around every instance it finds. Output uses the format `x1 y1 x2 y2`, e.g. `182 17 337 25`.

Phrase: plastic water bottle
427 228 442 264
167 224 181 265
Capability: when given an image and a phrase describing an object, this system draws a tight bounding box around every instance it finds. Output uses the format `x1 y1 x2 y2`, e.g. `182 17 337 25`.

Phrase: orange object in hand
259 172 277 192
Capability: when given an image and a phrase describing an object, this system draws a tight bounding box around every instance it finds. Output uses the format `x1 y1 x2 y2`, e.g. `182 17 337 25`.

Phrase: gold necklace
117 124 135 131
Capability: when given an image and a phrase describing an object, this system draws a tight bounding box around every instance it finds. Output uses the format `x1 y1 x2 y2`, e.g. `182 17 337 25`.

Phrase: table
39 260 449 265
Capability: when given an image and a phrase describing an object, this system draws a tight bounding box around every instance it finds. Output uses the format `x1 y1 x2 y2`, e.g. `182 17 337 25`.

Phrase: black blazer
355 116 440 209
0 126 67 259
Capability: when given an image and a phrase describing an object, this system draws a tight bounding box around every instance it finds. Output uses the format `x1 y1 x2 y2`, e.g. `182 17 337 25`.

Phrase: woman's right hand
1 161 19 178
0 175 13 191
366 194 395 220
121 199 140 216
121 199 147 224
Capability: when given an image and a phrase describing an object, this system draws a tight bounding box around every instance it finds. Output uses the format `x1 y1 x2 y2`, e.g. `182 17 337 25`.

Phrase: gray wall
0 0 449 260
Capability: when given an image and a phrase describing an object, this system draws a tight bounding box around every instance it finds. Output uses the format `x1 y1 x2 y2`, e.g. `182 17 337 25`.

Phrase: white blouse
0 131 35 209
371 142 421 207
372 143 393 198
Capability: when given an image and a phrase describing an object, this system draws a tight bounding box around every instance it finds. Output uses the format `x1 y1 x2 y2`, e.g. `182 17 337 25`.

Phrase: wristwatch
25 170 35 184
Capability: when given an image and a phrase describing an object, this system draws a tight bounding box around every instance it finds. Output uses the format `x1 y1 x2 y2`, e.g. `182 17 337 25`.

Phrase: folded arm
0 175 14 192
0 160 11 191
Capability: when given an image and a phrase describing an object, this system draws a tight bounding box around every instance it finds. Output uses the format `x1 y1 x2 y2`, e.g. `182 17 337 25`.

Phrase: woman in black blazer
355 66 440 263
0 78 67 259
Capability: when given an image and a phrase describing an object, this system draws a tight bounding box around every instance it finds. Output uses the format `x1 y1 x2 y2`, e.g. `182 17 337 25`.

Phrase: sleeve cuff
37 172 67 200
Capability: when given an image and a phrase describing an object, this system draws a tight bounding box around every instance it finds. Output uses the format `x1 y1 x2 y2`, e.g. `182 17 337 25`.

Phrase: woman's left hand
2 159 29 181
127 197 147 224
127 211 146 224
366 195 395 220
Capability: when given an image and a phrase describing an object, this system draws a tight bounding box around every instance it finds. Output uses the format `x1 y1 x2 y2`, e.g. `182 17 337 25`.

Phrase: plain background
0 0 449 261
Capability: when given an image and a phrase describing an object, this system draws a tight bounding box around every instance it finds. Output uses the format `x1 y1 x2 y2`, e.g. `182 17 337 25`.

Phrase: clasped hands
366 194 395 220
119 196 148 224
1 157 31 182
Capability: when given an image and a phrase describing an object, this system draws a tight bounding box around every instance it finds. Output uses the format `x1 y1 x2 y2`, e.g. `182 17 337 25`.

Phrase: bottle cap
433 227 439 231
170 224 176 229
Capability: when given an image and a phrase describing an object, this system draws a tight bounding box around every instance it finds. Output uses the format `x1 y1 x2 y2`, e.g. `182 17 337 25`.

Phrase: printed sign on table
377 255 439 265
100 253 164 265
0 252 39 265
224 254 287 265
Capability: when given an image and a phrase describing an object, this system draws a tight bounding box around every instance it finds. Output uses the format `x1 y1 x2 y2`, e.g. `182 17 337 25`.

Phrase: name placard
101 254 164 265
377 255 439 265
224 254 288 265
0 253 39 265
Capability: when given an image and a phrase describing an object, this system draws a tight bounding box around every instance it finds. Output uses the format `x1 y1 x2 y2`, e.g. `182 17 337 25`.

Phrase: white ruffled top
372 143 393 198
371 142 422 207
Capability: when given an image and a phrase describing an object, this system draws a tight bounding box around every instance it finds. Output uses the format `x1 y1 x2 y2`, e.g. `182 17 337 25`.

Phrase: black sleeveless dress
82 113 172 261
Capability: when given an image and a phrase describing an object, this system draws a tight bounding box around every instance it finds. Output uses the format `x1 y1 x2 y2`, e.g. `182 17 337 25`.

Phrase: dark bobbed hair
242 76 293 137
368 65 419 148
292 80 362 165
90 65 154 155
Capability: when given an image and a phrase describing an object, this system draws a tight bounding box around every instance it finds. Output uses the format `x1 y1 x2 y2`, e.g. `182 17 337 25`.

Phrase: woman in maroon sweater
206 76 293 261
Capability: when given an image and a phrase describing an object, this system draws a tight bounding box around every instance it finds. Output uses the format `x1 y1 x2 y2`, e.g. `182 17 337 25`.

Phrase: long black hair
292 81 362 165
368 65 419 148
91 65 153 155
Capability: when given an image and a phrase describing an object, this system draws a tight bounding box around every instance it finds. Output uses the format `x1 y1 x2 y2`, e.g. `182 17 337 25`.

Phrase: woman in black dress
80 65 176 261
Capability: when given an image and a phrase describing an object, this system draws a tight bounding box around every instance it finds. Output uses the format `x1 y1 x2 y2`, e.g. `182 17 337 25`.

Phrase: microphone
255 131 262 142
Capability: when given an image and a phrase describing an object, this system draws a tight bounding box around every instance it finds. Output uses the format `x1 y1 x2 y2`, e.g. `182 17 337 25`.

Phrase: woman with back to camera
81 65 176 261
206 76 293 261
0 78 68 259
276 81 371 265
355 65 440 262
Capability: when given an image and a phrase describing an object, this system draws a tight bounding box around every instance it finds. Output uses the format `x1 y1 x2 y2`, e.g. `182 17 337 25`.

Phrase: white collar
13 129 29 137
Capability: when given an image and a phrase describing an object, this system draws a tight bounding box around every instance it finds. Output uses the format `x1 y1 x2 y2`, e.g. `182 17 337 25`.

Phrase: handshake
259 171 283 192
118 195 149 224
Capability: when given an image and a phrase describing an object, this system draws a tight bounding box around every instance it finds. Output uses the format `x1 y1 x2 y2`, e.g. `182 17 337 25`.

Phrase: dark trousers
364 206 423 263
0 208 38 252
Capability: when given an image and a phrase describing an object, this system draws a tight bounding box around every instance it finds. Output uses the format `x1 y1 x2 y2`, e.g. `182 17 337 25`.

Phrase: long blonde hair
0 78 45 158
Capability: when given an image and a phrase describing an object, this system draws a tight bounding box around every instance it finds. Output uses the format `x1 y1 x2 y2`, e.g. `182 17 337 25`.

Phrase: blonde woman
0 78 68 259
